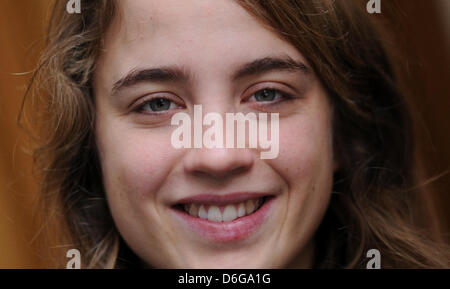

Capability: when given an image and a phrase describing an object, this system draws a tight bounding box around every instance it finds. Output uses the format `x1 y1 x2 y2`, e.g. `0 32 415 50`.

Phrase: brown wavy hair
22 0 450 268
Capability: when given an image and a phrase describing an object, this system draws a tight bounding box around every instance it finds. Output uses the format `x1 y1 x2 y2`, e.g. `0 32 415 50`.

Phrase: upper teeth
183 198 263 222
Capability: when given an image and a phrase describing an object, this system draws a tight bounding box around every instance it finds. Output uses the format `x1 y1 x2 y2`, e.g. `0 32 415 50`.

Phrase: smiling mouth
175 197 268 223
171 193 276 242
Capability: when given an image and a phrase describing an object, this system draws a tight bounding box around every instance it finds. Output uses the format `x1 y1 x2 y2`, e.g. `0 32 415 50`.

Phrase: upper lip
174 192 274 206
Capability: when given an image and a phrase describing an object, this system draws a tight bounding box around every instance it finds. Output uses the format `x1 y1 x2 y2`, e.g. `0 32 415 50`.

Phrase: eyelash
245 88 294 106
134 97 183 114
134 87 294 115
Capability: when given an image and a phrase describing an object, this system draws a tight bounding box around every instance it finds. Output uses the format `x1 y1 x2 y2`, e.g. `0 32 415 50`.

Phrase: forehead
112 0 264 40
98 0 306 86
118 0 255 31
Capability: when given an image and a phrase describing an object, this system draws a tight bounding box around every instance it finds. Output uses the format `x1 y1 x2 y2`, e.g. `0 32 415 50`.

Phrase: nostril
196 160 252 178
183 147 254 178
191 164 250 179
229 165 251 176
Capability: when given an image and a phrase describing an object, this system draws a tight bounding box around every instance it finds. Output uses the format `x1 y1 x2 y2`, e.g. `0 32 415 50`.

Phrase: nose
183 147 254 179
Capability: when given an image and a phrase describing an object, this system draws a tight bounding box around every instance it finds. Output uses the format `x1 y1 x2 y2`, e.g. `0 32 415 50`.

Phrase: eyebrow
232 56 310 80
111 67 189 95
111 56 310 96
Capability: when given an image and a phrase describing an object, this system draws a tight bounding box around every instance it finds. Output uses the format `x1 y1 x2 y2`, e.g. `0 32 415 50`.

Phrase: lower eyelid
135 108 184 120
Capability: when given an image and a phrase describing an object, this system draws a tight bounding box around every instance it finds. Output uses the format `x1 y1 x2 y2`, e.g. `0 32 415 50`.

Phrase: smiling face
94 0 335 268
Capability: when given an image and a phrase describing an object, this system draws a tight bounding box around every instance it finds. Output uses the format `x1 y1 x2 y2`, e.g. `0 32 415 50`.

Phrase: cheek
96 120 187 264
267 110 334 257
97 122 180 203
271 110 334 224
274 115 334 185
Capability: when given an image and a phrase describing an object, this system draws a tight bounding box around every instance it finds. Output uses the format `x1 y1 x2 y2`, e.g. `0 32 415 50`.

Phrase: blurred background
0 0 449 268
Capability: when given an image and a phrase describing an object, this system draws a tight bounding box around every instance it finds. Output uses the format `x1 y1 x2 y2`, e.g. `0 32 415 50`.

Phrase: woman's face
94 0 335 268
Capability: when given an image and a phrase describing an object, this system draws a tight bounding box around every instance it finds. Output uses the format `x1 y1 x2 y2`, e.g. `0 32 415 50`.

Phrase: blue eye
139 98 178 112
251 89 287 102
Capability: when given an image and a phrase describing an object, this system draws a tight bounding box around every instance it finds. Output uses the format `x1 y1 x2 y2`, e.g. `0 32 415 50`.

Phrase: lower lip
172 197 275 242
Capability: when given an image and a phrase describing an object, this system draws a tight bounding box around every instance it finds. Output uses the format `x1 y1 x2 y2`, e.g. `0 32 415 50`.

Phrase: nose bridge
182 77 255 178
192 78 234 114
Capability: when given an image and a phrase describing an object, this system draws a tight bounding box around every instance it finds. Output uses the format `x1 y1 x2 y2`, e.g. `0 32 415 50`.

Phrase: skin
94 0 336 268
